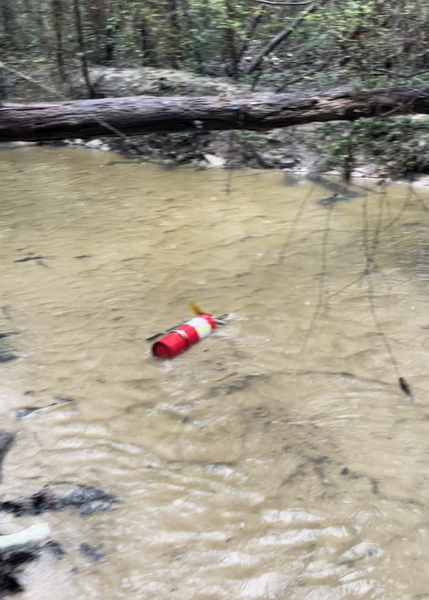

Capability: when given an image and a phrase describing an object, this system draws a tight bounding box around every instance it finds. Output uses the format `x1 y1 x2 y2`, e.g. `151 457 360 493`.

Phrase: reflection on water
0 146 429 599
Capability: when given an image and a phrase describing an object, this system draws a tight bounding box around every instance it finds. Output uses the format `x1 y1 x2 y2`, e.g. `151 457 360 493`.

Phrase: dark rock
0 432 15 484
0 543 40 597
44 541 65 560
0 484 117 516
79 543 104 563
254 150 298 169
57 485 116 508
0 348 16 364
0 331 18 363
278 156 300 169
15 408 39 419
78 500 114 516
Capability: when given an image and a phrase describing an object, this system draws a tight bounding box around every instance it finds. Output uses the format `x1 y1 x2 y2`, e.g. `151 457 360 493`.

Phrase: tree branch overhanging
1 85 429 143
252 0 312 5
245 0 329 74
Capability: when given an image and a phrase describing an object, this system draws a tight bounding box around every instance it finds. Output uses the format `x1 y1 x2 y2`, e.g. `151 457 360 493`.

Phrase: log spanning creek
0 145 428 599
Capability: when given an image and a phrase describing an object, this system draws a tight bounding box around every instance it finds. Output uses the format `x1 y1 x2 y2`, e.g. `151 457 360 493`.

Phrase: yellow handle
189 301 205 316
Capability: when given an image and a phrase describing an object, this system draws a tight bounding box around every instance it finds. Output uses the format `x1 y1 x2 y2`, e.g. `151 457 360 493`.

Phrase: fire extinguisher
149 303 227 359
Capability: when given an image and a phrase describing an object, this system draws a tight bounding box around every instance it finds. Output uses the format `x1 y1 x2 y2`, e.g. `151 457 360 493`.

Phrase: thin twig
365 271 399 378
252 0 312 5
300 203 333 352
383 190 411 231
278 184 316 264
370 191 384 257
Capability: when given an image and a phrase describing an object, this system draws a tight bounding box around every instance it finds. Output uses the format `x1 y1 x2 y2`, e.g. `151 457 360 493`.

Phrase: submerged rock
0 543 41 597
79 543 104 563
0 345 16 364
0 538 64 597
0 484 117 517
15 408 39 419
0 432 15 484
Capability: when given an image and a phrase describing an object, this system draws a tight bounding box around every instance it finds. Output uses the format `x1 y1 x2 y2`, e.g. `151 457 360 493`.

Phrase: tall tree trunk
223 0 239 78
73 0 94 98
139 12 158 66
179 0 206 71
51 0 66 83
237 7 265 65
0 0 17 46
167 0 182 68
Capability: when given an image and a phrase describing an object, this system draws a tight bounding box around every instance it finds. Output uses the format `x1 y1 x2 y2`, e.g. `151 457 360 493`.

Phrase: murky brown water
1 146 429 599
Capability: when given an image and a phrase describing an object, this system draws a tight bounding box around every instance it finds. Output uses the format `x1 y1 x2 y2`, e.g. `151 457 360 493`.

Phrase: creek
0 146 428 599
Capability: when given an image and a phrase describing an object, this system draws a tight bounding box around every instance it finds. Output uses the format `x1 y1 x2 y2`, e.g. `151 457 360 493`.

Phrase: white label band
188 317 212 339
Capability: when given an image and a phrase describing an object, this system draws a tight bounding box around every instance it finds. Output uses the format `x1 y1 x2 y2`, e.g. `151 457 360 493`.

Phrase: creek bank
0 434 14 486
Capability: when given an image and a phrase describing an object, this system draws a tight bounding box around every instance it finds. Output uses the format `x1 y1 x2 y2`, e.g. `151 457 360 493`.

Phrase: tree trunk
139 13 157 66
73 0 94 98
237 7 265 66
0 0 18 46
1 85 429 142
51 0 66 83
223 0 239 79
167 0 182 69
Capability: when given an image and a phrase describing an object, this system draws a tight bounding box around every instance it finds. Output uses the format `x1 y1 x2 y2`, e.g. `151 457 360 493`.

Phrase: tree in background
0 0 428 93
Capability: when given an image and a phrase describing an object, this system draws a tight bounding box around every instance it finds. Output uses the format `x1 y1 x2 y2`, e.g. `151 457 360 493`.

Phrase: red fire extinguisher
152 314 217 358
149 303 227 359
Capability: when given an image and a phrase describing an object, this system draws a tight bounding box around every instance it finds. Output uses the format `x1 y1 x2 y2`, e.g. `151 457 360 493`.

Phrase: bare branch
252 0 312 5
245 0 329 75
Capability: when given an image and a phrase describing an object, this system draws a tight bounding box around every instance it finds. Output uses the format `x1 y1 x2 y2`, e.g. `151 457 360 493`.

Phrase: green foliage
315 116 429 177
2 0 428 84
235 130 267 154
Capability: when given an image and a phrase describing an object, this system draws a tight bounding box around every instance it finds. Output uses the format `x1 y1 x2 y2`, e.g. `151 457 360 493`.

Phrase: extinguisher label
188 317 212 339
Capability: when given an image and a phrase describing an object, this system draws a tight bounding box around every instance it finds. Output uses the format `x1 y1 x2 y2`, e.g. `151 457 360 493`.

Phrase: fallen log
1 85 429 142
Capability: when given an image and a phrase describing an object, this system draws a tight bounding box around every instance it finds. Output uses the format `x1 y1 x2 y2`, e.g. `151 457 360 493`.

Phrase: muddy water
0 147 429 599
